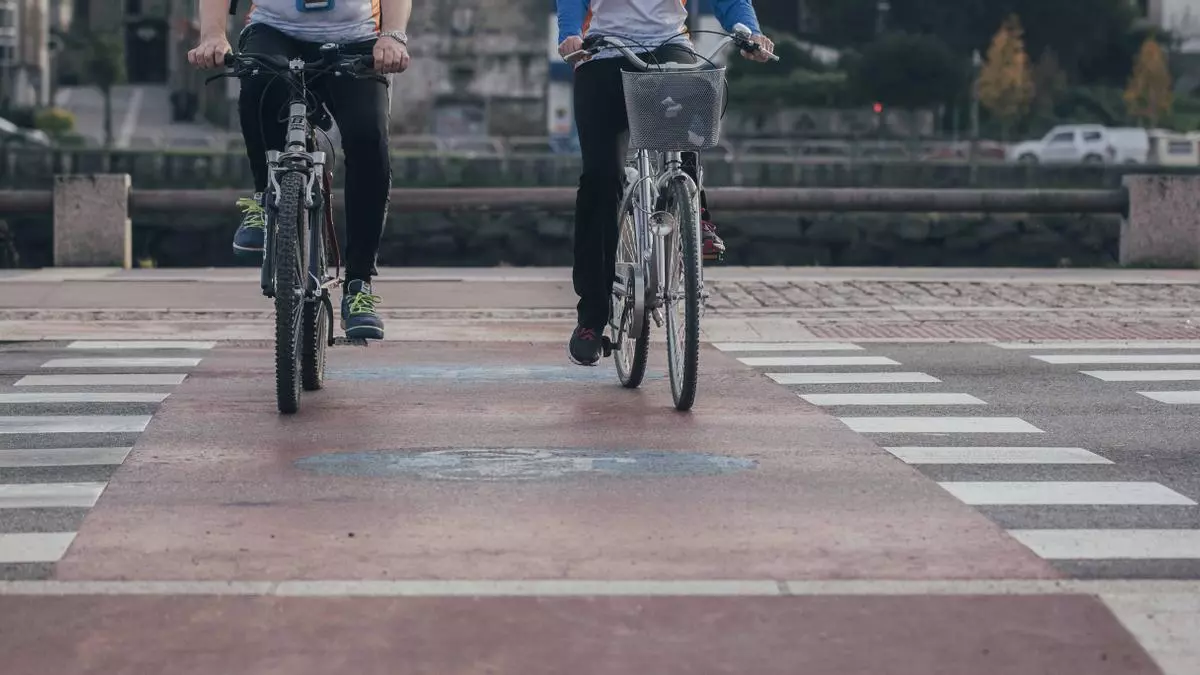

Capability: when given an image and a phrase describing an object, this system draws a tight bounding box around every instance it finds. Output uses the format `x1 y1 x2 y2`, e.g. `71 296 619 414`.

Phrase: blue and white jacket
556 0 762 60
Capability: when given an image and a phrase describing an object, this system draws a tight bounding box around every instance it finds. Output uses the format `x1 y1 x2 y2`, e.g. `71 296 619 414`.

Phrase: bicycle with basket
565 24 779 411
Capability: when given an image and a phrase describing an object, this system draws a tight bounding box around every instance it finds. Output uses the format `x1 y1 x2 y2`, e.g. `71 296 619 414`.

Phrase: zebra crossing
717 340 1200 570
998 340 1200 407
0 340 212 574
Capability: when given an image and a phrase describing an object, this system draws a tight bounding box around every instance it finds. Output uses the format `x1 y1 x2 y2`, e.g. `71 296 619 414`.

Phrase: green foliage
34 108 75 138
847 32 965 109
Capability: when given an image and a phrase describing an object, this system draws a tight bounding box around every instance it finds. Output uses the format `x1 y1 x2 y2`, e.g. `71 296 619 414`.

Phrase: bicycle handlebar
564 23 779 69
220 47 381 83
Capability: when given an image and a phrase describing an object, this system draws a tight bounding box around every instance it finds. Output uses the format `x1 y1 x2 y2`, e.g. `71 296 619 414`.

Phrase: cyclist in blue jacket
557 0 774 366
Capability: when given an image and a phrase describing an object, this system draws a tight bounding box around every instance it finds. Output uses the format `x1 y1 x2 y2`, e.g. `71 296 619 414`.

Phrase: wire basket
621 67 727 151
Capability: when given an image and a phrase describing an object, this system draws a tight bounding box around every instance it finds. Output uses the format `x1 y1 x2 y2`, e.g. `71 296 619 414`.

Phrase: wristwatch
380 30 408 46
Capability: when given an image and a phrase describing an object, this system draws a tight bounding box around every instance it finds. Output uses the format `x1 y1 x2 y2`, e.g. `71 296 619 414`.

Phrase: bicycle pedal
601 335 615 358
333 337 369 347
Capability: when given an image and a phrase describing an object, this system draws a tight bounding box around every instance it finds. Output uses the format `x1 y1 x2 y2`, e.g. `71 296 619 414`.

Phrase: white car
1007 125 1148 165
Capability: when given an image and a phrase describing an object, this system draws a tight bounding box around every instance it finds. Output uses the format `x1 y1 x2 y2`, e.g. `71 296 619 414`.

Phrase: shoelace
347 292 381 315
236 196 266 229
576 328 597 341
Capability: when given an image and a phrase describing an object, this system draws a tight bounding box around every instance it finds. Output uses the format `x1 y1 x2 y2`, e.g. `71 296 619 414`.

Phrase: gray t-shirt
248 0 380 43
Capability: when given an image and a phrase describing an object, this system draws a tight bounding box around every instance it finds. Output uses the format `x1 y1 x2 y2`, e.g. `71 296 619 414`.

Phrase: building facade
0 0 51 108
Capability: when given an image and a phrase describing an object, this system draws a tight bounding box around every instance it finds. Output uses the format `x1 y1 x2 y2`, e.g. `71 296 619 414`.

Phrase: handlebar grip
359 55 375 69
223 52 235 67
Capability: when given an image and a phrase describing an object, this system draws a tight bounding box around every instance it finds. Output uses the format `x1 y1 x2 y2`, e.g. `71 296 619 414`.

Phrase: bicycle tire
663 177 701 412
274 172 306 414
301 194 331 392
612 192 650 389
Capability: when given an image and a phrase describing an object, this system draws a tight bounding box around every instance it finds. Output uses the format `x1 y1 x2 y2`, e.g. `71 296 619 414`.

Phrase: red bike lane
1 341 1161 674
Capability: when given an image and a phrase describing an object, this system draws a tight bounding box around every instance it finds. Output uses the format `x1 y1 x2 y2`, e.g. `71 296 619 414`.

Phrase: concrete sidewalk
1 267 1198 342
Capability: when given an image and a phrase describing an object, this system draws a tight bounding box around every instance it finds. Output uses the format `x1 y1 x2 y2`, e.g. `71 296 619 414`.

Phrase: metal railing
1 187 1129 220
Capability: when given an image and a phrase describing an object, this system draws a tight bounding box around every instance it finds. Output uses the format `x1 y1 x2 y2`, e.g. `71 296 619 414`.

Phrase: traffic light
873 102 883 114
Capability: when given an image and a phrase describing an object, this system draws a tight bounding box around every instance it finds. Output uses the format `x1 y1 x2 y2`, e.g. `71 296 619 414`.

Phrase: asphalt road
725 340 1200 579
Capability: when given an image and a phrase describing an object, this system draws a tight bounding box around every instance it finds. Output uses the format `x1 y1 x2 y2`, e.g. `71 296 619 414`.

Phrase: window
1169 140 1194 155
0 43 14 66
0 7 13 29
1083 131 1103 142
1050 132 1075 143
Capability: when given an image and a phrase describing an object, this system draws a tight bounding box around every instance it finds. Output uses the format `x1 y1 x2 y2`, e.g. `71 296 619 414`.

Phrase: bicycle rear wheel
663 177 701 411
273 172 307 414
612 187 649 388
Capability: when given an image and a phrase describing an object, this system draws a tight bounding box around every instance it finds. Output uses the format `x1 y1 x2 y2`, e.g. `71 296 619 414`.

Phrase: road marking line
885 446 1112 465
801 393 984 406
115 86 143 149
940 482 1197 506
15 374 187 387
1033 354 1200 365
0 415 152 434
713 342 863 352
1 579 1199 596
1139 391 1200 404
0 447 132 468
66 341 216 350
0 482 107 508
41 358 202 368
1083 370 1200 382
0 533 77 563
738 356 899 367
769 372 940 385
995 341 1200 350
1010 530 1200 560
0 392 169 404
840 417 1043 434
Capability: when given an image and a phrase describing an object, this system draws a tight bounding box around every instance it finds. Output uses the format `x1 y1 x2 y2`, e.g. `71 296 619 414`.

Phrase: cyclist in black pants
557 0 774 366
188 0 411 340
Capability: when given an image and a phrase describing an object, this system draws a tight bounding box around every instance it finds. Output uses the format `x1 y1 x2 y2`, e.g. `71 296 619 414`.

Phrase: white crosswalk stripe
994 341 1200 350
768 372 940 385
1009 530 1200 560
41 358 202 369
0 341 209 574
801 393 985 406
1138 391 1200 404
1082 370 1200 382
1033 354 1200 365
840 417 1043 434
939 481 1197 506
713 342 863 352
885 446 1112 465
738 356 899 367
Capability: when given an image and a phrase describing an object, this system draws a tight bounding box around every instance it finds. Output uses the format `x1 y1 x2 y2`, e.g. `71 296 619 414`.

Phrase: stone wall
0 211 1121 270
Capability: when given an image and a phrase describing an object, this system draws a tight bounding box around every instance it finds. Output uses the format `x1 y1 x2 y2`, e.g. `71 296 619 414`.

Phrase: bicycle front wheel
273 172 307 414
663 176 702 411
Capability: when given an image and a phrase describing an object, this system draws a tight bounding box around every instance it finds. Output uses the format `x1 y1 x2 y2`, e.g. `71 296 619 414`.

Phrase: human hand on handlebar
373 37 410 74
559 36 587 65
188 34 232 70
741 34 775 63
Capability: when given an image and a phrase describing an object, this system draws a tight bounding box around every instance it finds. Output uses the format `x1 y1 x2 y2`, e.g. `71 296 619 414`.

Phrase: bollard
52 174 132 269
1121 174 1200 268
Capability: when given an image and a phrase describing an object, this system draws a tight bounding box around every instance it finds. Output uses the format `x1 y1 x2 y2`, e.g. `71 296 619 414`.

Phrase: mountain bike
565 25 778 411
212 45 385 414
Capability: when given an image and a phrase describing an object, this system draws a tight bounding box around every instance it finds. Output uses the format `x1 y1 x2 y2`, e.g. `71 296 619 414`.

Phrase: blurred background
1 0 1199 269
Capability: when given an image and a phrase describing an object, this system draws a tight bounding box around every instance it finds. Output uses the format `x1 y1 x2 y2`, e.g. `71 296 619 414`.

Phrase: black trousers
571 45 708 330
237 24 391 284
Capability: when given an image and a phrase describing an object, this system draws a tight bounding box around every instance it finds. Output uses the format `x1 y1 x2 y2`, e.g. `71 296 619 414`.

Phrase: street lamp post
969 49 982 185
875 0 890 36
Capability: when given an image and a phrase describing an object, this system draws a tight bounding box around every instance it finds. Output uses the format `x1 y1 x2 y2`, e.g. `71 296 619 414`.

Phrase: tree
1124 35 1173 126
81 32 125 147
977 15 1034 138
1031 48 1068 116
847 32 965 109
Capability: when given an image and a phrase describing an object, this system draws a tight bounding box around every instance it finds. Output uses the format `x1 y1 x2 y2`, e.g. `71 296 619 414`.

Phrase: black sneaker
233 193 266 255
568 324 603 366
341 279 385 340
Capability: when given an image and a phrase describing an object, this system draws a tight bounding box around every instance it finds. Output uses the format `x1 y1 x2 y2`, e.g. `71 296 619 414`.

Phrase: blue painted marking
328 365 665 383
295 448 756 481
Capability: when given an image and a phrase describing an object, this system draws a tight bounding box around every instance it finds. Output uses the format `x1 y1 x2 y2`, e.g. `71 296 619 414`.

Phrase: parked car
1007 125 1148 165
0 115 51 148
1148 129 1200 166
